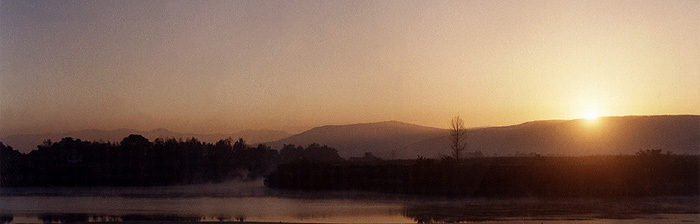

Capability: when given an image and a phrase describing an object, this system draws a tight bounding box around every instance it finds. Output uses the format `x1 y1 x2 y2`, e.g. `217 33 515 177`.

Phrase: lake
1 181 697 223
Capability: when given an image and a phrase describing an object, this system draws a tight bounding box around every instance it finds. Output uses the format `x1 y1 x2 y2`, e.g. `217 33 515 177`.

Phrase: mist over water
1 180 697 224
1 181 410 223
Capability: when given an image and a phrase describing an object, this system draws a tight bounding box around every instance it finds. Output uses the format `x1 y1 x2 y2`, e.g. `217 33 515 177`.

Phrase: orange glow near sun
584 111 600 121
574 95 605 122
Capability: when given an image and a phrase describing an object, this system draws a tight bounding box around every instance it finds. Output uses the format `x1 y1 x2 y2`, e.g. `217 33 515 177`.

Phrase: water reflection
401 196 700 223
2 198 698 224
0 182 697 224
38 214 90 223
0 195 411 223
35 214 204 223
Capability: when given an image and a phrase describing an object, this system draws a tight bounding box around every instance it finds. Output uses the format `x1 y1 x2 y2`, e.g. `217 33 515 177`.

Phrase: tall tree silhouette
450 116 467 160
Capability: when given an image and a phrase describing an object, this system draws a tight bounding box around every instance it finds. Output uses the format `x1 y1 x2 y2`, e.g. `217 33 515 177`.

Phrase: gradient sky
1 0 698 135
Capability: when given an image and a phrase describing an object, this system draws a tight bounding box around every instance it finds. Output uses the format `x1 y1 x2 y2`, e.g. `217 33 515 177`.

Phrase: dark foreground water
1 181 697 224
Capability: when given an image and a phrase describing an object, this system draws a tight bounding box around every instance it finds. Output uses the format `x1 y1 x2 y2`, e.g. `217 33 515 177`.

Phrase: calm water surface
1 181 697 223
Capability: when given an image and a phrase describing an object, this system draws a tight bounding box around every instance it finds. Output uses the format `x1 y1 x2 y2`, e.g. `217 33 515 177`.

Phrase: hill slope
409 115 699 157
268 121 448 158
3 115 697 157
272 115 699 158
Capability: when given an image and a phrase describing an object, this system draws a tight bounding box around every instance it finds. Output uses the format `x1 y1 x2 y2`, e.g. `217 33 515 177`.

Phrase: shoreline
4 213 699 224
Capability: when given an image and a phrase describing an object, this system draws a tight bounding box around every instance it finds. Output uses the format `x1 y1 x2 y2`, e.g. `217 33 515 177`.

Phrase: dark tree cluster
278 143 344 163
0 135 342 187
265 154 699 197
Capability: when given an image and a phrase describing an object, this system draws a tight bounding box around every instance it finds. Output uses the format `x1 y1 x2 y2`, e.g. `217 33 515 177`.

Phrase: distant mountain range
266 121 448 159
2 115 698 157
1 128 292 153
404 115 700 158
268 115 699 158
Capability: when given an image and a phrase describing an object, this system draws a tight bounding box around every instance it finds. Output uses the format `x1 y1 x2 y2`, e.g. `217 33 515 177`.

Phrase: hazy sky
1 0 698 135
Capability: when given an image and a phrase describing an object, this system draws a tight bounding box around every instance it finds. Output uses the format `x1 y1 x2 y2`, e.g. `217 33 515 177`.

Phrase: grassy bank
265 155 699 197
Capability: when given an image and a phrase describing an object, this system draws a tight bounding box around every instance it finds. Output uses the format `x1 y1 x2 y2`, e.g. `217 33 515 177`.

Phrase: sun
583 111 600 121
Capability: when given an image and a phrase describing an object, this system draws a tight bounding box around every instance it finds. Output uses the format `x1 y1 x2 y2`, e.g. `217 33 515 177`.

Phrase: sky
1 0 698 136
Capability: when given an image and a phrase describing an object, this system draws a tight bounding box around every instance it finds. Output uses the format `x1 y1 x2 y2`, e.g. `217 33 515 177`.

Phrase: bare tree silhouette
450 116 467 160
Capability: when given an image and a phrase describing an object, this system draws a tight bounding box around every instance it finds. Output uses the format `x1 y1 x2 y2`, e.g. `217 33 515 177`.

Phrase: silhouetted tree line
265 153 699 197
278 143 344 163
0 136 343 187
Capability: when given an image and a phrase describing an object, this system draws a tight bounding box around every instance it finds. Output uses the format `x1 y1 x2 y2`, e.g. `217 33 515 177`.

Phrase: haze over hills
408 115 700 157
2 115 697 157
267 121 449 159
1 128 292 153
270 115 699 159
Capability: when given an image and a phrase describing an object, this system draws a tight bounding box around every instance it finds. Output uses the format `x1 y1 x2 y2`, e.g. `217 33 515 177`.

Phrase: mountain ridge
2 115 697 157
269 115 699 158
406 115 700 158
266 120 448 159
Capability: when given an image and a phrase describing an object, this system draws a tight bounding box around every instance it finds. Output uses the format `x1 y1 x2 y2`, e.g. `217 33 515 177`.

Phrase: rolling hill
267 121 448 159
270 115 699 158
3 115 697 157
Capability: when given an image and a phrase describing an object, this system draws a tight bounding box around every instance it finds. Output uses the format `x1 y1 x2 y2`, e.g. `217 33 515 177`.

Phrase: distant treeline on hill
0 135 343 187
265 153 699 197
